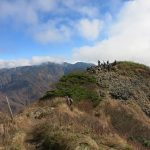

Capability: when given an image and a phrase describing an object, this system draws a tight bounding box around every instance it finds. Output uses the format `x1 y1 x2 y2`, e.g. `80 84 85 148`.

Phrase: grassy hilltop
1 61 150 150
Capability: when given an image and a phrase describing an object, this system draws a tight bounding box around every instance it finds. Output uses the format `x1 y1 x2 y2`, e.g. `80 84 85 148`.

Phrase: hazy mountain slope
0 62 93 113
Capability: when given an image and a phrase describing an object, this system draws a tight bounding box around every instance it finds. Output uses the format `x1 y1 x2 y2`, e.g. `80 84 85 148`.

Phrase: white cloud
77 6 99 18
33 0 57 12
32 22 72 43
0 56 64 69
0 0 59 25
73 0 150 66
0 0 69 43
0 0 38 25
77 19 103 40
61 0 99 17
0 0 102 43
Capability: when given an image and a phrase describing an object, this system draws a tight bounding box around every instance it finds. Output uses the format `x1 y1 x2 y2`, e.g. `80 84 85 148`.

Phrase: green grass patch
117 61 149 70
117 61 150 77
41 71 101 106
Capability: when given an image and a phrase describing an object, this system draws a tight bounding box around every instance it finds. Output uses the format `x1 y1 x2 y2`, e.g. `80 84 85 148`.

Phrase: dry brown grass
96 99 150 149
1 97 149 150
0 114 20 149
23 99 132 150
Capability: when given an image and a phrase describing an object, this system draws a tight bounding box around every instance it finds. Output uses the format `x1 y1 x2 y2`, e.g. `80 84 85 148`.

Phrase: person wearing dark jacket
66 96 73 107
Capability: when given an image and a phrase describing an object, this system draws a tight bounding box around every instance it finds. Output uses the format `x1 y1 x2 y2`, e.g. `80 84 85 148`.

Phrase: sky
0 0 150 68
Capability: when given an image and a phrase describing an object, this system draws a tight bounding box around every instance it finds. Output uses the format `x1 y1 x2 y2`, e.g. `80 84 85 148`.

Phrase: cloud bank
0 56 64 69
73 0 150 66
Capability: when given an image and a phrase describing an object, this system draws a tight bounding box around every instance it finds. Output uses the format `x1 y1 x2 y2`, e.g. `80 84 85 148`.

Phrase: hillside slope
42 61 150 117
93 61 150 117
1 98 150 150
1 61 150 150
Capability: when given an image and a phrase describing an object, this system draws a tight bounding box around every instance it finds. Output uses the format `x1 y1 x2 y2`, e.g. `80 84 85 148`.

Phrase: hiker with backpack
66 96 73 107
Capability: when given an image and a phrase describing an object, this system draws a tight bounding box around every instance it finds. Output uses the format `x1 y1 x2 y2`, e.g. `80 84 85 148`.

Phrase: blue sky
0 0 150 68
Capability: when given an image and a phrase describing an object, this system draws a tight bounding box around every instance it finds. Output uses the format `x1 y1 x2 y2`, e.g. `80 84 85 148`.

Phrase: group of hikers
87 60 117 73
98 60 117 71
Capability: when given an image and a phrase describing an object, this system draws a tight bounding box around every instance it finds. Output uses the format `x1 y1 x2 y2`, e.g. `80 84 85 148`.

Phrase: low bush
41 72 101 106
109 83 133 100
143 139 150 148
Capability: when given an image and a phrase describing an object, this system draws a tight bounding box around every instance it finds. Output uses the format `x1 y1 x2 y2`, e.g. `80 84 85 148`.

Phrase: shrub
42 135 68 150
32 124 70 150
41 72 101 106
41 90 65 99
110 84 133 100
143 139 150 148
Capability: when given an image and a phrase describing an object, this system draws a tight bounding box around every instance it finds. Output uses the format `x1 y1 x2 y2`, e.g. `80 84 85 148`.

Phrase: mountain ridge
1 61 150 150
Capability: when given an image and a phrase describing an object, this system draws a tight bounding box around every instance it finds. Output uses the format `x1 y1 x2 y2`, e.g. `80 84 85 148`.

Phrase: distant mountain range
0 62 94 113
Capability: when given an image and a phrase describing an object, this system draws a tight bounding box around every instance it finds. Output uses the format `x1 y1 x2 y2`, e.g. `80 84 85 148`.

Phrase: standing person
103 61 106 69
107 60 110 71
107 60 109 65
98 60 101 67
112 60 117 66
66 96 73 107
